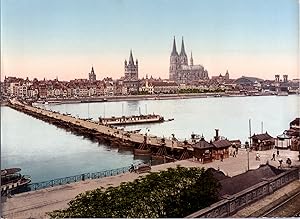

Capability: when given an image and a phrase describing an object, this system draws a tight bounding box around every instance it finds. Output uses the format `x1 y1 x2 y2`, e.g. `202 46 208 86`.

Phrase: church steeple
190 51 193 66
171 36 178 56
180 37 187 56
129 49 134 65
179 37 188 65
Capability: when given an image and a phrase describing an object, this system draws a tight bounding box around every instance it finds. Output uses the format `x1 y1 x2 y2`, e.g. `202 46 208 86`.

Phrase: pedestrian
129 164 134 172
233 150 236 157
286 158 292 167
271 152 276 161
220 153 224 162
256 153 260 161
236 147 238 155
278 158 283 168
277 149 280 157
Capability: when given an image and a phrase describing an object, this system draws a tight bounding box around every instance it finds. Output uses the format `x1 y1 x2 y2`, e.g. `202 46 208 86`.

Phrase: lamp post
245 141 250 171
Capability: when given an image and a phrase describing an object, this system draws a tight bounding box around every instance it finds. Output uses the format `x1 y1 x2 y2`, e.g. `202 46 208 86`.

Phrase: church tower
89 66 96 82
179 37 188 66
124 50 138 80
169 37 179 81
190 51 193 66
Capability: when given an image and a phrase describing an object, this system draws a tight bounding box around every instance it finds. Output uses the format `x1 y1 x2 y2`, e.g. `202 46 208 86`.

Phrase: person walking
271 152 276 161
286 158 292 167
220 153 224 162
278 158 283 168
256 153 260 161
277 149 280 157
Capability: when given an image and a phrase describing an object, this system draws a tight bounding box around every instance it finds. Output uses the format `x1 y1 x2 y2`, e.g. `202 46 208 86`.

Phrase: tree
48 166 221 218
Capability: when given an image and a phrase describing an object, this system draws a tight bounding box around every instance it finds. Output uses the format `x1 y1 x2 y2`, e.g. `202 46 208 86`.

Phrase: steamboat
99 114 164 126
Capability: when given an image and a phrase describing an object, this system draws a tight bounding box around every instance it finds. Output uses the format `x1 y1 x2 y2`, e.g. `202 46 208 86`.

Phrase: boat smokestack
215 129 219 141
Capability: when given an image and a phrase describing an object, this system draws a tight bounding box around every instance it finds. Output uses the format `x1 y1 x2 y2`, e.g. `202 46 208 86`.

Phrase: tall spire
129 49 134 64
171 36 178 56
91 66 94 74
190 51 193 66
180 37 187 56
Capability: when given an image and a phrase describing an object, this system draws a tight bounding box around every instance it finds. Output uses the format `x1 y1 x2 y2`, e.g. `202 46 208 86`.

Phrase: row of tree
48 166 221 218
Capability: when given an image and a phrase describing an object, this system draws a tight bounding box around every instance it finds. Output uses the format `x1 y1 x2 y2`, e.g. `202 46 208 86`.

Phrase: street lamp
245 141 250 171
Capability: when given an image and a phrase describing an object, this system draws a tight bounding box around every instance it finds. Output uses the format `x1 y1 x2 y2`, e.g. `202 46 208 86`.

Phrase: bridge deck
10 99 188 150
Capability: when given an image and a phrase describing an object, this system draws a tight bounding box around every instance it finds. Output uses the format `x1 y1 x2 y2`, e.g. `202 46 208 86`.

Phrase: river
1 95 299 183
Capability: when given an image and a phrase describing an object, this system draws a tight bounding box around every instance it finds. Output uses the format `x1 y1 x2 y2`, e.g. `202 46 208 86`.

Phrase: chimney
215 129 219 141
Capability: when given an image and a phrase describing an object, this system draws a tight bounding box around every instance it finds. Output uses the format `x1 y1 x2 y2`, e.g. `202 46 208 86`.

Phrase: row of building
2 73 298 100
1 37 299 100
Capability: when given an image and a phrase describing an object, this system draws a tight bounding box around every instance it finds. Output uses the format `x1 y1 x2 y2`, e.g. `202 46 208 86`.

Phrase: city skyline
1 0 299 81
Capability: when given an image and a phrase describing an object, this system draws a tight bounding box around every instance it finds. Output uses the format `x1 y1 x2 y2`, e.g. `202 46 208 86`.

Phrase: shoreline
33 92 297 105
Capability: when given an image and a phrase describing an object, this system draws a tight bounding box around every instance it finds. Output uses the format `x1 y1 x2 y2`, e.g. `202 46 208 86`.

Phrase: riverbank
33 92 293 105
2 149 299 219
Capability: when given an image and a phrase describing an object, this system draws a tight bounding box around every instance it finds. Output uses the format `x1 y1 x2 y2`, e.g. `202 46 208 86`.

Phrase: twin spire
171 36 187 57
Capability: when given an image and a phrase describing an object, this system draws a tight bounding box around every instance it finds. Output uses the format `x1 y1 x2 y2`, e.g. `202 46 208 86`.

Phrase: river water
1 95 299 183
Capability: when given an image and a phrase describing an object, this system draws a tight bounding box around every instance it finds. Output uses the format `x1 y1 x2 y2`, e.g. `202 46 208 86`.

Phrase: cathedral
169 37 209 83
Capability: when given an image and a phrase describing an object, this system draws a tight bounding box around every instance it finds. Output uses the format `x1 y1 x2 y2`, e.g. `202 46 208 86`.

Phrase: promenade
2 148 299 219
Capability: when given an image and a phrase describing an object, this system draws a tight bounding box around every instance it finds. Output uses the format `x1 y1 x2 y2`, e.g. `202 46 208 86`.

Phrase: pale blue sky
1 0 299 80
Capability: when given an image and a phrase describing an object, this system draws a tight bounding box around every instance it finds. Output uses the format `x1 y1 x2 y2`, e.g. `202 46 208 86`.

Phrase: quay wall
186 167 300 218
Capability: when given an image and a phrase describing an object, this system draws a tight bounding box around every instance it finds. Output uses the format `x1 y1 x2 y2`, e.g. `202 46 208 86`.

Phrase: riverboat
1 168 31 196
276 92 288 96
99 114 164 126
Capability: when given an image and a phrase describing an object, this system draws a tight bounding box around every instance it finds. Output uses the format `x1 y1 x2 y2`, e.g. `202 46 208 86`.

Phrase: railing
27 165 132 192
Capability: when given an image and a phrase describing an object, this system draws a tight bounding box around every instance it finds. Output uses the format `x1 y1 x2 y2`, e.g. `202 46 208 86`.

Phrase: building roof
251 132 273 141
206 168 229 181
277 133 291 139
192 137 214 150
219 164 283 196
290 118 300 126
212 139 232 148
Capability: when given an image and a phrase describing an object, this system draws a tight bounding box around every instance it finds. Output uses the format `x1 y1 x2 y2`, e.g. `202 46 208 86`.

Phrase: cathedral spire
129 49 134 64
190 51 193 66
180 37 187 56
171 36 178 56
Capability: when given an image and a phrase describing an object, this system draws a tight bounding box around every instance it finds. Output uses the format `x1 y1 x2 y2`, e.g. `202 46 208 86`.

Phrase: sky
1 0 299 81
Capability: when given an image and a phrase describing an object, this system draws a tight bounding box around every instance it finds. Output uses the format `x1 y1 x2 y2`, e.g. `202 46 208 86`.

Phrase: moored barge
99 114 164 126
1 168 31 196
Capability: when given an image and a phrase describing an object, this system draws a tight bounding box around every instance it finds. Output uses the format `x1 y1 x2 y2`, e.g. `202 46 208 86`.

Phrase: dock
8 99 192 160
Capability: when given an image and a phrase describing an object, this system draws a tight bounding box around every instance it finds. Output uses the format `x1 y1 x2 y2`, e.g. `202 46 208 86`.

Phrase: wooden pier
8 99 193 161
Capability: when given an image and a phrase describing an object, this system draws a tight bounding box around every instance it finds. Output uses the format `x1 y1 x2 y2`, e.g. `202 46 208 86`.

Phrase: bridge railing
27 165 131 192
